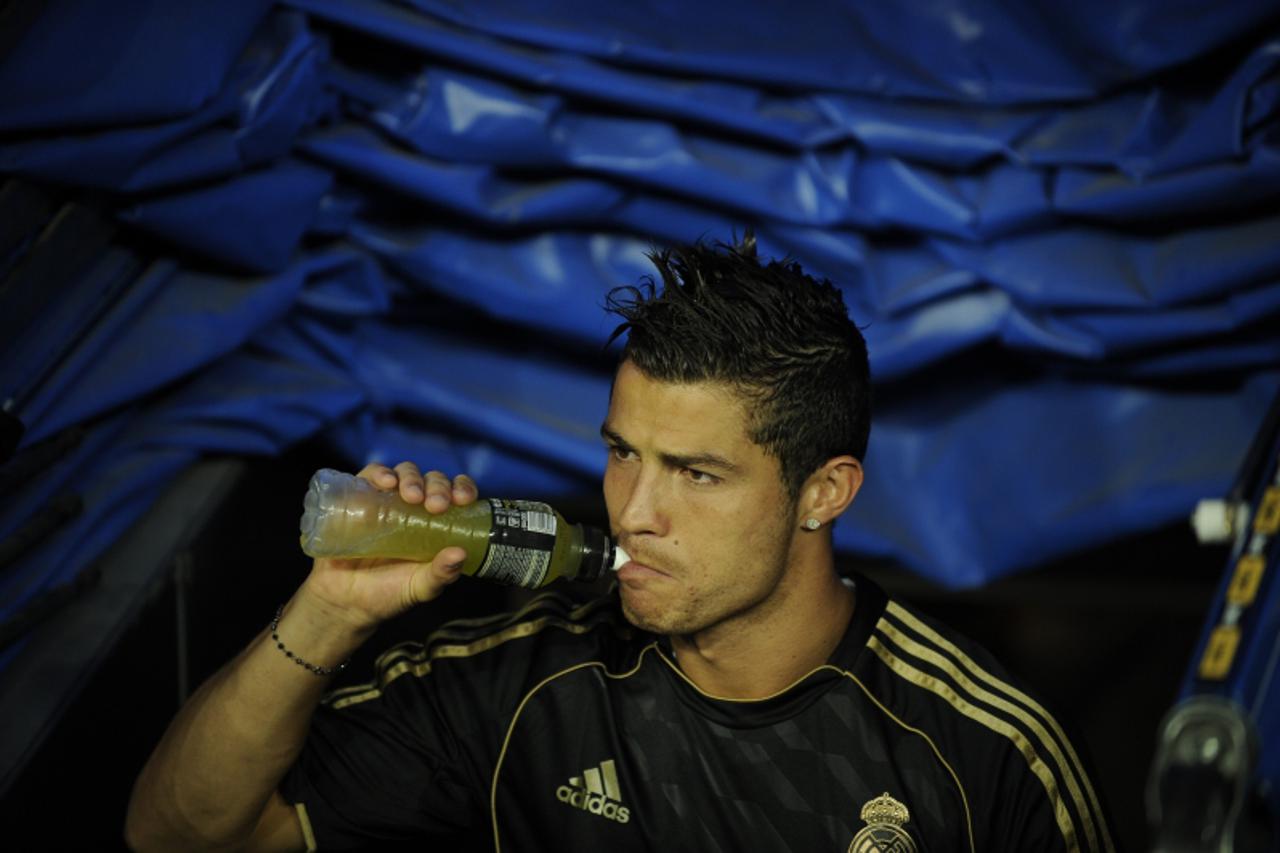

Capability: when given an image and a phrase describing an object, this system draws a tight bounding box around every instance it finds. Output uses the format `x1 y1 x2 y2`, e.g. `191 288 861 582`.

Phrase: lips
616 556 671 583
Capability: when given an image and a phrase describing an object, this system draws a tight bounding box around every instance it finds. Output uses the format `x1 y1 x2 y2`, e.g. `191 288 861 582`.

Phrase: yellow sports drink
299 469 626 588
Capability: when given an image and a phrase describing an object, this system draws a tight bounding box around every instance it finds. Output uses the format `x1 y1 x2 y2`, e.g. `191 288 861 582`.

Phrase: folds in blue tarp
0 1 276 131
2 1 1280 662
357 0 1279 104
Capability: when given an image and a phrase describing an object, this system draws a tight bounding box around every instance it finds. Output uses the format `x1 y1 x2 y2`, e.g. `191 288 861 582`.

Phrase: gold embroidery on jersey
849 792 917 853
882 603 1114 853
838 671 976 853
490 643 660 853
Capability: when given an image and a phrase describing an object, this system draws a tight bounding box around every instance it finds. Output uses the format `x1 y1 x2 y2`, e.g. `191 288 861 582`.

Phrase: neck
668 558 855 700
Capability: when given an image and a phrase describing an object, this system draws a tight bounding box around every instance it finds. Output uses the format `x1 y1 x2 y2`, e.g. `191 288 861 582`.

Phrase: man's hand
300 461 480 633
125 460 481 852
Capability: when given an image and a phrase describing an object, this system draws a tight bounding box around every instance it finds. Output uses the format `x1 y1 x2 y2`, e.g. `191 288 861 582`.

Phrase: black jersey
280 575 1115 852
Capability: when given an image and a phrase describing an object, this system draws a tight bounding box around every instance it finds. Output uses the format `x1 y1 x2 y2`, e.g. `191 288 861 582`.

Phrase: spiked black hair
606 233 871 499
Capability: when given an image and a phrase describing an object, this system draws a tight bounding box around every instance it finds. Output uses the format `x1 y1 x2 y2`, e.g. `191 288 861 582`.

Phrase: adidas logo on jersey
556 759 631 824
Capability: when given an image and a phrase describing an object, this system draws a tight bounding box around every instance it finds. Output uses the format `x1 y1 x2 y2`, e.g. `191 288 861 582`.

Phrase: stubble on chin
619 588 690 636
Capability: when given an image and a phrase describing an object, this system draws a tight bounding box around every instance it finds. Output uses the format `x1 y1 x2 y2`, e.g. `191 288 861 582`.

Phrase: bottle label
478 499 558 587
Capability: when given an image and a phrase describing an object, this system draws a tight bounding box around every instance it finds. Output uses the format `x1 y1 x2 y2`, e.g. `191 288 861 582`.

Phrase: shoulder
322 588 639 712
868 594 1023 699
851 587 1116 852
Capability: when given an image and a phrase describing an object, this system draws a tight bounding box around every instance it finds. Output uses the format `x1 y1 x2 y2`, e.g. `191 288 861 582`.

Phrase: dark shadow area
0 442 1224 852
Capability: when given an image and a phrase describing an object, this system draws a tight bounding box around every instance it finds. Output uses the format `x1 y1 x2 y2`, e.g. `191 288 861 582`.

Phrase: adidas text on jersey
555 759 631 824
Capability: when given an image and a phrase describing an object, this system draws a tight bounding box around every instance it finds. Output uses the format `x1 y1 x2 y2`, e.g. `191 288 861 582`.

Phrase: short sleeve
279 666 489 849
277 590 627 849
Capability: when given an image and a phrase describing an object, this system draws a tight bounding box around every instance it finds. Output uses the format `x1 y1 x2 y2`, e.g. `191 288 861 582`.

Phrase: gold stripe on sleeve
294 802 318 853
868 635 1081 851
324 596 619 710
885 602 1114 853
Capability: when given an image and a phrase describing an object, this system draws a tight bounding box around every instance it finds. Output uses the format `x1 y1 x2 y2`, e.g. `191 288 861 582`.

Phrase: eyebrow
600 426 741 474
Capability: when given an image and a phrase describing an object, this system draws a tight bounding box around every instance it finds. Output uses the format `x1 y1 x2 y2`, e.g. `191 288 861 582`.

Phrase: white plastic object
1191 499 1237 544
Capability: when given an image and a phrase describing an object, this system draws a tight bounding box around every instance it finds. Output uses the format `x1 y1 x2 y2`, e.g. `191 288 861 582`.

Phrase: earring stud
804 518 820 530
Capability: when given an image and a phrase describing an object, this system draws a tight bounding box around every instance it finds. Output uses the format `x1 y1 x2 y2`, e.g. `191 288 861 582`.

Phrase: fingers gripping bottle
299 469 628 589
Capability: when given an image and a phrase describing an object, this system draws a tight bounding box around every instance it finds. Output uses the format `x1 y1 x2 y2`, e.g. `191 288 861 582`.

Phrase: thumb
434 546 467 581
409 546 467 604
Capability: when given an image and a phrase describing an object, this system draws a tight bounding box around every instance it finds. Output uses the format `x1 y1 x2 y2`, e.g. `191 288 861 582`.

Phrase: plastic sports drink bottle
299 468 627 588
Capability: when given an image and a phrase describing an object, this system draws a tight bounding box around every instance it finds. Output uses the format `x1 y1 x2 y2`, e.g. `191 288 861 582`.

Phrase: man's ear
796 456 863 529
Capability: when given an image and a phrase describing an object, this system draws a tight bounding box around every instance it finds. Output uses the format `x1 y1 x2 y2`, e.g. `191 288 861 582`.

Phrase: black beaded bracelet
270 604 348 677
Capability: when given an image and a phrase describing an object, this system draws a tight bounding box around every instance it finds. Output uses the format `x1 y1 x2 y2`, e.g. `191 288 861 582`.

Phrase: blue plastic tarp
2 0 1280 663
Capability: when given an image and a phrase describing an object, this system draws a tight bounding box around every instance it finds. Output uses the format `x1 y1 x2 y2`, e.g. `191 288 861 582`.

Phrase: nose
612 463 668 540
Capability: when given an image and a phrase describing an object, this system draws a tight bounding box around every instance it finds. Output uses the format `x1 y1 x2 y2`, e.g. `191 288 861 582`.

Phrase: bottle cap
578 525 625 582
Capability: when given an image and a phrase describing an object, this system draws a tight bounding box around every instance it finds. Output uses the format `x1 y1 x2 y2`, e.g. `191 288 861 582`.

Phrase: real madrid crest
848 792 917 853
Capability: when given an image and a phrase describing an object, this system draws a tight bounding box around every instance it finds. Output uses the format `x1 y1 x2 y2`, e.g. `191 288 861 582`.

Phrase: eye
610 445 637 463
684 468 721 486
